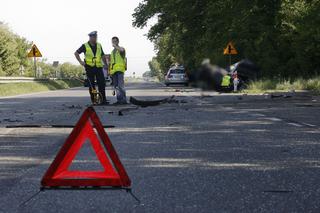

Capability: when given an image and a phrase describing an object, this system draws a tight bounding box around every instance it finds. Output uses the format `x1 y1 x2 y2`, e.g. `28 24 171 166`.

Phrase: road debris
117 107 139 116
62 104 83 109
263 93 294 99
270 94 293 99
169 122 181 126
179 100 188 104
129 96 176 107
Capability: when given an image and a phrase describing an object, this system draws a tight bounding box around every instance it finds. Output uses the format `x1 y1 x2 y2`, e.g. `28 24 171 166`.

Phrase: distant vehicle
165 66 189 86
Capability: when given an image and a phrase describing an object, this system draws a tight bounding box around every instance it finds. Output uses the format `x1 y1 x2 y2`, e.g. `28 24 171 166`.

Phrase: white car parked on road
165 66 189 86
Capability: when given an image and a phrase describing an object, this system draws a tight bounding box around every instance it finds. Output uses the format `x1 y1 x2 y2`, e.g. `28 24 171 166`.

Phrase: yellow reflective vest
221 75 231 87
110 49 126 75
84 42 103 68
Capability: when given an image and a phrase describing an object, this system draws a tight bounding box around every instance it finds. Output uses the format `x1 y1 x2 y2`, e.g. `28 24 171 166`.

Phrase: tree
60 62 83 78
0 23 33 76
133 0 319 80
0 22 83 78
0 24 20 76
142 71 152 78
15 35 33 74
148 57 162 78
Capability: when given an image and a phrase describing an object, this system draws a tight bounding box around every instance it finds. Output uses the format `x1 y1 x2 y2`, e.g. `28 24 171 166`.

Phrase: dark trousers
86 66 106 102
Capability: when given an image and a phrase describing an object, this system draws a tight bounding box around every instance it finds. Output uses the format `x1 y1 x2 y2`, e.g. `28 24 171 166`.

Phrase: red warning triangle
41 107 131 188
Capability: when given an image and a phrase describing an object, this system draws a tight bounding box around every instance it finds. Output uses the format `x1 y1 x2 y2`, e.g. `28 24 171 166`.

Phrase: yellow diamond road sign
27 44 42 58
223 42 238 55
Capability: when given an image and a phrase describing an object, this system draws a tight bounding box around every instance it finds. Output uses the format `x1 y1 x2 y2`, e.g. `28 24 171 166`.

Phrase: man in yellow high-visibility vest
74 31 108 105
110 36 127 105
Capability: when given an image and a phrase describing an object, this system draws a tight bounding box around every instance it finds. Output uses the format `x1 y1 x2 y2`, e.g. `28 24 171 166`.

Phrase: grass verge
245 77 320 94
0 79 82 97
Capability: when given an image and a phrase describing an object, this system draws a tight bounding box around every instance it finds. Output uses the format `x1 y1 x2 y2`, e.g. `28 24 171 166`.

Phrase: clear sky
0 0 155 77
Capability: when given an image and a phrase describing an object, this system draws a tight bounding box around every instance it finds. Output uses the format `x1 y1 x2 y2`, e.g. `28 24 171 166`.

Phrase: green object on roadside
221 75 231 87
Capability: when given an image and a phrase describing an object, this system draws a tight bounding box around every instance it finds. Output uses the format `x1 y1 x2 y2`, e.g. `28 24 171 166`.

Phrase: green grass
245 77 320 94
0 79 82 97
125 77 144 83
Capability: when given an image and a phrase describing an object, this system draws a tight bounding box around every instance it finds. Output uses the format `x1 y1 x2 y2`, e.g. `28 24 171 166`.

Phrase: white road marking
264 117 283 122
238 112 315 128
0 128 13 135
252 113 266 117
287 122 303 127
301 122 317 127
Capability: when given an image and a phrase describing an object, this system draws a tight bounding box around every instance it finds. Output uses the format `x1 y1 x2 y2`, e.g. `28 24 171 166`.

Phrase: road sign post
53 61 59 78
223 42 238 71
33 57 37 78
27 44 42 78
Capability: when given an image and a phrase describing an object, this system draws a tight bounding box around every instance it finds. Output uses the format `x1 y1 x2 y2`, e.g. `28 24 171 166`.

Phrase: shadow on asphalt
0 82 319 212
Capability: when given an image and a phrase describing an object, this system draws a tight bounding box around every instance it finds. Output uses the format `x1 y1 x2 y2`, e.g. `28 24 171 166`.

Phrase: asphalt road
0 81 319 213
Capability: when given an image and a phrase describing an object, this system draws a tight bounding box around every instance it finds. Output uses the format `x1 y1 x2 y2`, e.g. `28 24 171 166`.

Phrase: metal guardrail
0 77 36 83
0 77 75 83
0 77 35 79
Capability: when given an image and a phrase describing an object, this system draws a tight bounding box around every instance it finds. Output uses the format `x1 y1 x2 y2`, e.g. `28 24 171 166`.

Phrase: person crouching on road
74 31 109 105
110 36 127 105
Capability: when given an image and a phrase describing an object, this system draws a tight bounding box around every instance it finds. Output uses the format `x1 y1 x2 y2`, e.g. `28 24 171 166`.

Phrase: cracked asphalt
0 81 319 213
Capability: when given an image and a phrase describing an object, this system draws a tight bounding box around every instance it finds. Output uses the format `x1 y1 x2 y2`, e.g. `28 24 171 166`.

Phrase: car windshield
170 69 185 74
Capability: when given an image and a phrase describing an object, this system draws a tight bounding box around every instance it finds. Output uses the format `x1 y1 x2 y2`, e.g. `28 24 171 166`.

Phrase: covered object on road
194 62 229 91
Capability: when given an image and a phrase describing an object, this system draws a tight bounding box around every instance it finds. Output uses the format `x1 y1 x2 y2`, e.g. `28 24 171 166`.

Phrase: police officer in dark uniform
74 31 108 105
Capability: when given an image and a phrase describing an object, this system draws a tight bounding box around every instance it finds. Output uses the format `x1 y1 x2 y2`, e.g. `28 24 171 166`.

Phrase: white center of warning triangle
69 139 105 171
